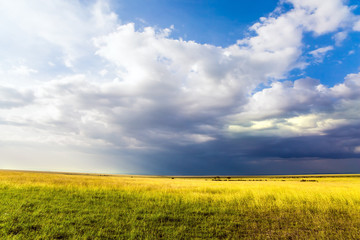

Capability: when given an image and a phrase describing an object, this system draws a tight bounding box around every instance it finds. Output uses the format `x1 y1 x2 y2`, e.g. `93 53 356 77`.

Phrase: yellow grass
1 170 360 239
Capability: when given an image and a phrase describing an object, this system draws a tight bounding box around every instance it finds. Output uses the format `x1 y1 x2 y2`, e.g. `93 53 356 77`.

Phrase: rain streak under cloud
1 0 360 175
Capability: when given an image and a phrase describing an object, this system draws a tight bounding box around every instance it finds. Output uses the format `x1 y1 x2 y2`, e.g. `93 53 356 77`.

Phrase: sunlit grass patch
1 170 360 239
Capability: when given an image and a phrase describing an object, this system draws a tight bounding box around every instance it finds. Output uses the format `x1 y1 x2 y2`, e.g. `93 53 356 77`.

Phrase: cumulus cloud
1 0 360 174
286 0 355 35
228 72 360 138
332 72 360 98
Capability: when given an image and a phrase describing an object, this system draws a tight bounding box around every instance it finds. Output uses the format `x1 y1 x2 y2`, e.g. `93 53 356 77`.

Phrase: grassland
1 170 360 239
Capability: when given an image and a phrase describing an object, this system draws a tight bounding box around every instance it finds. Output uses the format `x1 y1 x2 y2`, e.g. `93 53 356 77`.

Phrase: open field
1 170 360 239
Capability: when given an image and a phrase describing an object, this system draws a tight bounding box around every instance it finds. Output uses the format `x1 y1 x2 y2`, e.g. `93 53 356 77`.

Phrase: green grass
1 171 360 239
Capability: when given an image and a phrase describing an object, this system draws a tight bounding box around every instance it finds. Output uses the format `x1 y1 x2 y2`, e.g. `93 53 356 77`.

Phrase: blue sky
114 0 280 46
1 0 360 175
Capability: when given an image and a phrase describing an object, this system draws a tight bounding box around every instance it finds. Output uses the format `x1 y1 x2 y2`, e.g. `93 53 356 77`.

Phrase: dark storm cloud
124 123 360 175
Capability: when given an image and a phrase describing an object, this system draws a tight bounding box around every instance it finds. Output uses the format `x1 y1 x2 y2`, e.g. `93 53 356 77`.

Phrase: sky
1 0 360 175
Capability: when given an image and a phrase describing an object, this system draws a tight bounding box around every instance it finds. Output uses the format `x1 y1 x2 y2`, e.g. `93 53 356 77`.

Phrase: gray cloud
0 86 34 109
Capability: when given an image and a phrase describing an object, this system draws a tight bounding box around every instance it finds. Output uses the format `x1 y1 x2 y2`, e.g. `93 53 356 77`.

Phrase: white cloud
354 19 360 31
331 72 360 98
228 73 360 136
233 78 328 120
309 46 334 63
0 0 117 77
8 65 38 76
228 114 348 136
333 31 348 46
286 0 354 35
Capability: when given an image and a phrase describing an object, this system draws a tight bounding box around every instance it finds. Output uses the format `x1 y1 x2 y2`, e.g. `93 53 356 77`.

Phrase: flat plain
1 170 360 239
